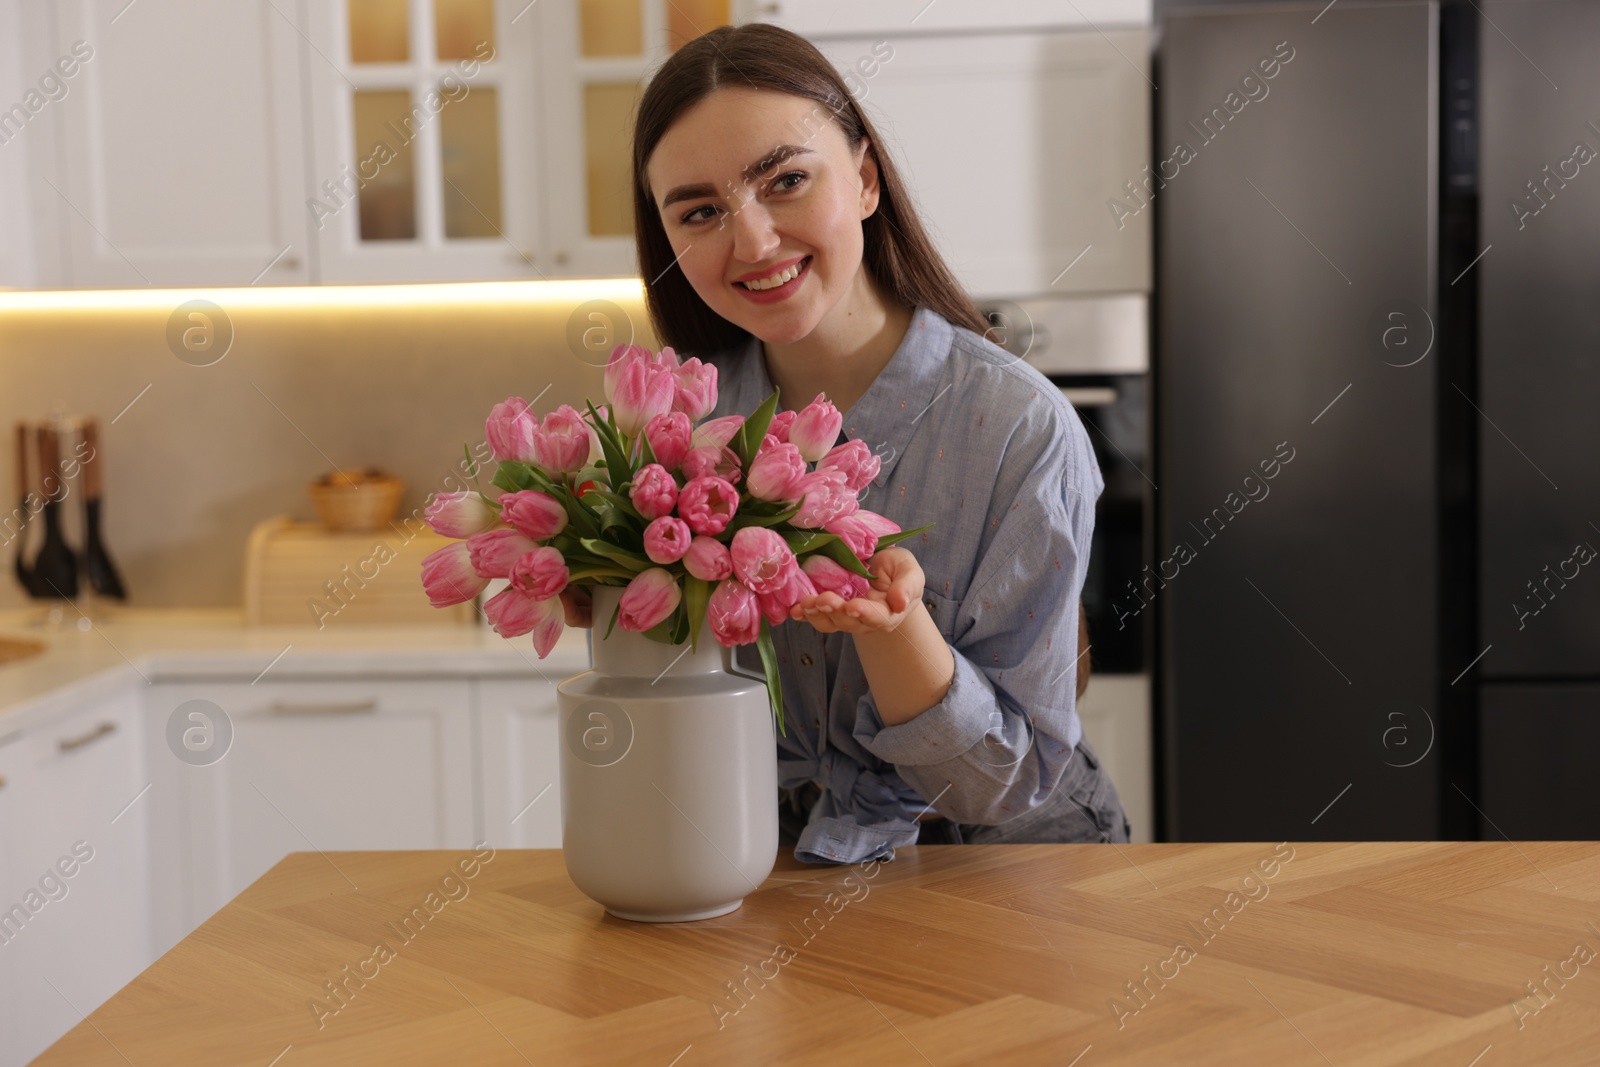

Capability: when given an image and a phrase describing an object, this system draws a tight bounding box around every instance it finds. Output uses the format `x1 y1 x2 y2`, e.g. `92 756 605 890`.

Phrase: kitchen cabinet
2 0 787 288
300 0 546 282
747 2 1152 299
40 0 311 288
477 676 565 848
297 0 736 282
532 0 733 278
1075 673 1152 843
833 28 1149 299
147 677 475 925
0 685 150 1067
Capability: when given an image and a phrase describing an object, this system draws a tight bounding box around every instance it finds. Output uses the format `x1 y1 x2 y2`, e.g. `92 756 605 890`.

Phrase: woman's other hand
790 546 924 635
559 585 593 628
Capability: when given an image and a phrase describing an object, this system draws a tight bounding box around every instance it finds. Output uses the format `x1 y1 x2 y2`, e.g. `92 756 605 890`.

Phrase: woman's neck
760 270 914 416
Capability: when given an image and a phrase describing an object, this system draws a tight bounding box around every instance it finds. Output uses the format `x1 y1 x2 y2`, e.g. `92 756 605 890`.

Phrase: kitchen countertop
0 605 593 733
32 841 1600 1065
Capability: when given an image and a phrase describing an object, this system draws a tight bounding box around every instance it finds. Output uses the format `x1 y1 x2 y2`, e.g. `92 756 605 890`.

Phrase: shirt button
800 654 814 666
924 599 936 614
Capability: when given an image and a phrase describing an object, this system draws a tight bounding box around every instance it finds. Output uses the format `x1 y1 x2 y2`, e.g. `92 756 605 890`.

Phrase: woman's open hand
789 546 925 635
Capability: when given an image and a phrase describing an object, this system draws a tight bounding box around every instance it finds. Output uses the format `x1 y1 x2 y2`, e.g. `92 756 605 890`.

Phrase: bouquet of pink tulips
419 343 930 735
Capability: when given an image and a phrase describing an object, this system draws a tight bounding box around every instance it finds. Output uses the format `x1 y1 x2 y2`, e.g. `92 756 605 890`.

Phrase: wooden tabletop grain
35 841 1600 1066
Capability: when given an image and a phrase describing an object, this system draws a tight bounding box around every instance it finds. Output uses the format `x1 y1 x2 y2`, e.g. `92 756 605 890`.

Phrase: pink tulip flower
691 414 744 449
683 535 733 581
618 567 682 632
421 542 489 607
642 411 693 471
824 509 900 561
499 490 568 540
643 515 693 564
484 586 564 656
790 468 859 527
730 526 799 596
801 554 871 600
612 360 676 436
767 409 796 443
746 442 807 501
680 444 743 485
789 393 843 463
670 357 718 421
629 463 679 520
424 491 500 539
676 475 740 536
485 396 539 463
467 528 539 578
603 344 656 402
532 404 590 473
756 566 818 626
708 578 761 646
508 545 569 600
818 438 881 492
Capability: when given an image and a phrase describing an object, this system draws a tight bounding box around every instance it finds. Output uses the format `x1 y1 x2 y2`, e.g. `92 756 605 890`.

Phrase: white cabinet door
778 28 1153 299
147 678 475 926
478 677 564 848
47 0 310 287
300 0 543 282
0 720 37 1067
1075 673 1152 843
738 0 1152 33
0 687 151 1067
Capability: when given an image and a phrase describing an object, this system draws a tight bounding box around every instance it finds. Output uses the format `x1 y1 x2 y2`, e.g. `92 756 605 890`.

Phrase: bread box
243 514 476 627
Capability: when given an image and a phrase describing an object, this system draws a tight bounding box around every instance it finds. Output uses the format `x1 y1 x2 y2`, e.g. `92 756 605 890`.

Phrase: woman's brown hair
631 22 989 357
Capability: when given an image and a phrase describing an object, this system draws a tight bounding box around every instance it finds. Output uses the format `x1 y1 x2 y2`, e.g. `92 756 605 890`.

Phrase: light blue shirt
699 306 1104 864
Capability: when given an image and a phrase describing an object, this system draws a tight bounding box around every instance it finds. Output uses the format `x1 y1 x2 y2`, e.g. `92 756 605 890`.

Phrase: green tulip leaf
734 389 780 468
684 575 709 653
783 530 838 554
820 537 874 578
756 622 786 737
871 521 935 549
580 537 651 572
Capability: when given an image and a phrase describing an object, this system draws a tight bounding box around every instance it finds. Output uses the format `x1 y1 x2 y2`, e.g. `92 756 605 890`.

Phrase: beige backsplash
0 284 659 609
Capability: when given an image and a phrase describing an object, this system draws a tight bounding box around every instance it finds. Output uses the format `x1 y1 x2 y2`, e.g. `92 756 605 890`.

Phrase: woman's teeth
741 257 807 290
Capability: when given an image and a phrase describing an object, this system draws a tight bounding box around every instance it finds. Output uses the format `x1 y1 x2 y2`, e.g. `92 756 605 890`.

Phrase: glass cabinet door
538 0 731 277
306 0 733 281
308 0 538 281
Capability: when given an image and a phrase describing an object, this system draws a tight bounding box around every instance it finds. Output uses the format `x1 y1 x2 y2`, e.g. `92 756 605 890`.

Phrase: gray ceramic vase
557 583 779 922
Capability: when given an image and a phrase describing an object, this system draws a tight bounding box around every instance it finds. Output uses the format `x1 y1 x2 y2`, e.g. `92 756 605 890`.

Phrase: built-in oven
978 294 1151 674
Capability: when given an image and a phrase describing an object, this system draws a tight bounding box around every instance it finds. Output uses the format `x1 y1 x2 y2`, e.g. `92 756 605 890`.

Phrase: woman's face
645 87 880 346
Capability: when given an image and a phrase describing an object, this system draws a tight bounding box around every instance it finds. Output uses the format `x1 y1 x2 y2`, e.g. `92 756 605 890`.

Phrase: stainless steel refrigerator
1154 0 1599 841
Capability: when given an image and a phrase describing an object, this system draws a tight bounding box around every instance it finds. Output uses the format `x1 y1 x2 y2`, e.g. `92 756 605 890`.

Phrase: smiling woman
623 23 1130 864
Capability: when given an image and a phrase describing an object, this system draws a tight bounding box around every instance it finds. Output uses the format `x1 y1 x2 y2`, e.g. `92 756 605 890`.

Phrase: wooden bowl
308 467 404 531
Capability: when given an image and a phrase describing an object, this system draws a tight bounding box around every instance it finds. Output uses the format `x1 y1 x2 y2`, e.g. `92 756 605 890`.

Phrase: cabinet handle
58 721 117 753
0 774 7 790
268 699 378 716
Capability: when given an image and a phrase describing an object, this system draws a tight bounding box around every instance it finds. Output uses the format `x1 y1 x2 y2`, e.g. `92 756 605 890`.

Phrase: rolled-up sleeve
850 406 1100 825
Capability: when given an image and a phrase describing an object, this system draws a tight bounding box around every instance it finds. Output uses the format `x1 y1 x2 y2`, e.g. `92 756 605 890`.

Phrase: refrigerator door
1480 684 1600 838
1157 3 1439 840
1477 0 1600 675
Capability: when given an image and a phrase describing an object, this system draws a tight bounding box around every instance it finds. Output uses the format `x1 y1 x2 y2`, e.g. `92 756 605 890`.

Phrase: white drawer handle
58 721 117 753
268 700 378 716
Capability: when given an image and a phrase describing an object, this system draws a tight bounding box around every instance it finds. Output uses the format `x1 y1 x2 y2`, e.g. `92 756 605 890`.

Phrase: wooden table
36 842 1600 1065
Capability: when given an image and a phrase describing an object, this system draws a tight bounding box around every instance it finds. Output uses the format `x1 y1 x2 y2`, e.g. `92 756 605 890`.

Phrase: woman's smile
734 255 813 303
